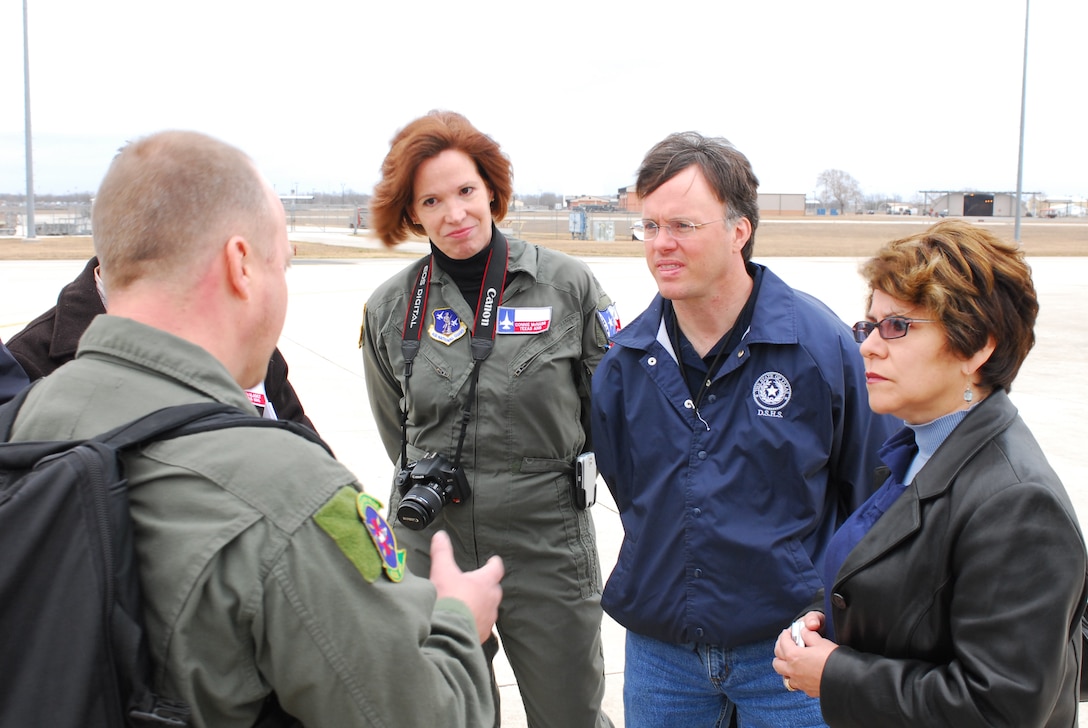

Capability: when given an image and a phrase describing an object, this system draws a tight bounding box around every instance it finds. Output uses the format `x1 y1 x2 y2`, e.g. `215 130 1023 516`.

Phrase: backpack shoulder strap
1 388 224 451
169 413 334 457
92 402 245 450
1 396 334 471
3 391 331 457
96 402 334 457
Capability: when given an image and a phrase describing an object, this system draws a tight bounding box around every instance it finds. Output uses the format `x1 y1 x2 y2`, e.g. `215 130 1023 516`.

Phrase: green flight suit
10 315 493 728
362 234 616 728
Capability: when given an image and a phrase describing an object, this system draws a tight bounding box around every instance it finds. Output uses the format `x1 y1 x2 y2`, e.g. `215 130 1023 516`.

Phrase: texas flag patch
597 302 621 339
497 306 552 334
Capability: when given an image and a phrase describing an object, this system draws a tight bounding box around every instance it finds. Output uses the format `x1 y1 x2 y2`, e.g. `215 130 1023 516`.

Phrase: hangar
919 191 1038 217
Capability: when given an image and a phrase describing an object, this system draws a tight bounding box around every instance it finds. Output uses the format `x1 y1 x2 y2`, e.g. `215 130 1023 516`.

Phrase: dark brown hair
636 131 760 261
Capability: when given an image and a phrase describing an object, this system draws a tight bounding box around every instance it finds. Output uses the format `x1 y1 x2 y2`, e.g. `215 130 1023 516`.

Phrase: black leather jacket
822 390 1086 727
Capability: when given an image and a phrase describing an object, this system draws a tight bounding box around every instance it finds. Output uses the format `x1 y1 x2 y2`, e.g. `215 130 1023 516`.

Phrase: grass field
1 216 1083 261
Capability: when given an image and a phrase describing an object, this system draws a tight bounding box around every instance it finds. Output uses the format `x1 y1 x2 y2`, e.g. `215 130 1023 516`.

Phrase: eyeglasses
852 316 938 343
631 218 726 241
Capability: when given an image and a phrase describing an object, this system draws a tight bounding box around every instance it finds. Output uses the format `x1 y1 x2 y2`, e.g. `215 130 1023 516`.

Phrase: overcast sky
1 0 1084 202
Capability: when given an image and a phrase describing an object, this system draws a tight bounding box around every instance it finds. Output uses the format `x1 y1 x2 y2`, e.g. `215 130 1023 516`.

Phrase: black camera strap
398 231 509 470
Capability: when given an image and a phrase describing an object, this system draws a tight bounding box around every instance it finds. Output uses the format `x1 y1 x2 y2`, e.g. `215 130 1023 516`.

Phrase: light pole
1014 0 1029 242
23 0 36 241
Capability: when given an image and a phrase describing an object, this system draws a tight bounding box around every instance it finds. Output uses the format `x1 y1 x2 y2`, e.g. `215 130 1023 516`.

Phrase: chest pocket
510 313 579 379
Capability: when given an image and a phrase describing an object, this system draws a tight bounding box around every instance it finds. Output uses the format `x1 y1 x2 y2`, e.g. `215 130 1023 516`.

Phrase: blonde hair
92 130 273 289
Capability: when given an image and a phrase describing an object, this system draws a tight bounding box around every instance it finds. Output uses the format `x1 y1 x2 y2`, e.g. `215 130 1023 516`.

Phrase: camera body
394 452 470 530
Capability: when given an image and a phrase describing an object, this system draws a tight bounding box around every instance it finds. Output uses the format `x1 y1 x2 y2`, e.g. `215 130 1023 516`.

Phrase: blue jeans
624 631 827 728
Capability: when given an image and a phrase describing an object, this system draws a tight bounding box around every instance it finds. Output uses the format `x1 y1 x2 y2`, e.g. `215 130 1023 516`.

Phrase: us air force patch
429 308 467 345
357 493 406 582
753 371 792 418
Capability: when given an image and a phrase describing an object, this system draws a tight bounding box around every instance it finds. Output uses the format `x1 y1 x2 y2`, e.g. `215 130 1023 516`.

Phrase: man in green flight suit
7 130 504 727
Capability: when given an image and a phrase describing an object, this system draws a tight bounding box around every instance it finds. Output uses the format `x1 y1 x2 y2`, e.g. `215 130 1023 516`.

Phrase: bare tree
816 170 862 213
515 191 562 209
539 192 562 209
861 193 886 213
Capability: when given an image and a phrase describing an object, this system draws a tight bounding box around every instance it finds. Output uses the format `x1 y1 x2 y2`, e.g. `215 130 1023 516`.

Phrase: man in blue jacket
590 132 896 727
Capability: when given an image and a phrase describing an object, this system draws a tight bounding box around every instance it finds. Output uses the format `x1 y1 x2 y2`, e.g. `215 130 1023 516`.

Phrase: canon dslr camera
394 452 470 530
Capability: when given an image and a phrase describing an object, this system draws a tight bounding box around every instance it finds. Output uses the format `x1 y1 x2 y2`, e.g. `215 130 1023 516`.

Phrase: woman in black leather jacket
773 219 1087 727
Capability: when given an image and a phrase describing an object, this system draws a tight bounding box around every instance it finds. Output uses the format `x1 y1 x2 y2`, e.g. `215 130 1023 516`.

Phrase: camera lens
396 485 445 530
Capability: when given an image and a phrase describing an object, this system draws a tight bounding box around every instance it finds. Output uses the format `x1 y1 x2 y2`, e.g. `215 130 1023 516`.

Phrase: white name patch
497 306 552 334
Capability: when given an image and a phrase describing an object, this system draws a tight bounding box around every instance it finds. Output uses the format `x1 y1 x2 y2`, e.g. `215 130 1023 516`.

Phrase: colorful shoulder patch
314 488 406 583
596 302 621 342
356 493 406 582
314 487 381 583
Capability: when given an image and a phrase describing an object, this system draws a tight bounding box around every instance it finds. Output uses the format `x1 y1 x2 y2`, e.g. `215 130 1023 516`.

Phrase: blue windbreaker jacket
591 264 897 647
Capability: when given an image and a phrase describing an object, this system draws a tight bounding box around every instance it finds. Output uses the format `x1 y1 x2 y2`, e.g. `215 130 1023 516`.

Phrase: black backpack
0 387 327 727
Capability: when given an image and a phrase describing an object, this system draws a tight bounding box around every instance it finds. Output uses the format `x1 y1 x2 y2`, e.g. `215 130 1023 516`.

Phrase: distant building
885 203 919 216
1031 196 1083 217
1039 200 1087 218
920 191 1031 217
567 195 613 210
757 193 806 217
279 194 315 205
619 186 805 216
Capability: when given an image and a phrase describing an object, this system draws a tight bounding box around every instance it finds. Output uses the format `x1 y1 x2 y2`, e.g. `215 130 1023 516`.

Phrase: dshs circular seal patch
752 371 792 411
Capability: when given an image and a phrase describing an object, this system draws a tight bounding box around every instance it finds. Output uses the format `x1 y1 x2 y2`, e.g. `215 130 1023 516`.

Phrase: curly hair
370 111 513 247
860 219 1038 392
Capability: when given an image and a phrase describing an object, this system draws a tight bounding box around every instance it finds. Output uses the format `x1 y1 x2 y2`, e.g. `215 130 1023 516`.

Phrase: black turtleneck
663 263 764 399
430 231 495 314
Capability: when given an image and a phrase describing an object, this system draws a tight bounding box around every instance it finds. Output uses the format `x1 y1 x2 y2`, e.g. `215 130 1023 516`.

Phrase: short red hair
370 111 513 247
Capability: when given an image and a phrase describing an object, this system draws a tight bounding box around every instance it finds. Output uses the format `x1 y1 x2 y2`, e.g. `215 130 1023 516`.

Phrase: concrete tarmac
2 249 1086 726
